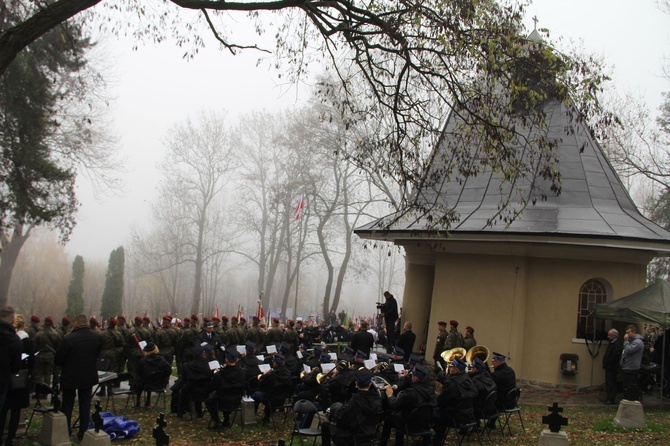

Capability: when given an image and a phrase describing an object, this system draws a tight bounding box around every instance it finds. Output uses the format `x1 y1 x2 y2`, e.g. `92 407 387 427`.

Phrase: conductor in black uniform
383 291 399 351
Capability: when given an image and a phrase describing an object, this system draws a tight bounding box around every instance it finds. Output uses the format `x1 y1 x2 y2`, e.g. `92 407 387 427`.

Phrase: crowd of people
0 292 522 446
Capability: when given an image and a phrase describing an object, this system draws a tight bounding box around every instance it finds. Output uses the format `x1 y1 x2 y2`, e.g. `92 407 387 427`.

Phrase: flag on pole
257 300 265 319
294 194 305 220
213 306 219 320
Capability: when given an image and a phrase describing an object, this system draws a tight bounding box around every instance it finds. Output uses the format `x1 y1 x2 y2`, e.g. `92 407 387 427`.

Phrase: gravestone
153 413 170 446
538 402 569 446
614 399 646 428
81 400 111 446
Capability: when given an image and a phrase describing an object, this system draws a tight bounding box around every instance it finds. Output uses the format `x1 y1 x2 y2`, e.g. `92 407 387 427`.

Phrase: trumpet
370 362 390 374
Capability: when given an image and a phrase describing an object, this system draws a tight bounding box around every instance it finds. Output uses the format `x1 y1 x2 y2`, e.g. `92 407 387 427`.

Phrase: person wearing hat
141 316 154 339
211 316 224 337
321 360 355 406
224 317 243 348
379 363 437 446
240 341 263 393
89 316 101 331
176 316 200 375
238 317 248 337
206 347 246 429
468 358 497 418
396 322 416 363
444 320 464 351
491 352 516 410
1 313 32 446
220 315 230 333
134 342 171 407
252 353 293 422
199 321 221 350
178 343 215 418
463 326 477 351
97 317 123 395
321 369 383 446
54 314 102 441
32 316 61 396
127 316 152 382
115 316 130 376
433 358 478 445
433 321 449 371
190 314 200 331
155 316 179 368
58 316 71 338
246 316 266 352
27 315 41 339
282 320 299 354
266 317 283 348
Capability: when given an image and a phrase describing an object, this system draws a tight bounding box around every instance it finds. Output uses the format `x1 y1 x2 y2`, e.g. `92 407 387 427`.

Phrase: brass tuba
465 345 490 365
441 347 467 364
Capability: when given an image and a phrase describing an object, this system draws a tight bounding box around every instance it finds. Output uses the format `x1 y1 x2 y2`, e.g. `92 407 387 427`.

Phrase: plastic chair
25 383 55 435
559 353 579 390
289 399 321 446
104 372 134 412
497 388 525 436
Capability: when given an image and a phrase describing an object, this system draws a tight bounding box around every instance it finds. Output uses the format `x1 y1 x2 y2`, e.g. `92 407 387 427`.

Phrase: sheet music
394 364 405 373
321 363 335 373
258 364 271 374
364 359 376 369
266 345 277 354
209 360 220 370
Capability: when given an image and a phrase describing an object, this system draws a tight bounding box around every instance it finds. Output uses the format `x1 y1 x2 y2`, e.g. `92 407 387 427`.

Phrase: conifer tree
100 247 124 321
66 255 85 318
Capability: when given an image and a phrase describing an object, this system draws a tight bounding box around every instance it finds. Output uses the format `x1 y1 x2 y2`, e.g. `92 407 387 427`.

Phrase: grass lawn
19 401 670 445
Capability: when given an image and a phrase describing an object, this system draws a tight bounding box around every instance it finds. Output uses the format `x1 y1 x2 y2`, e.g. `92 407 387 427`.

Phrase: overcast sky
64 0 670 263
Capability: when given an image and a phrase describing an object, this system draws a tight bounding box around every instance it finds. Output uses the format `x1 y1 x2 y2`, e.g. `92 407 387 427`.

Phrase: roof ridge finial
532 15 539 31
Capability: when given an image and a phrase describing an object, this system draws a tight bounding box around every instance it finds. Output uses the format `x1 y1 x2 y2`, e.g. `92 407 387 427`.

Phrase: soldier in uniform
115 315 130 375
444 320 464 351
141 316 155 341
27 315 41 338
220 315 230 333
225 317 243 348
265 317 284 347
177 317 200 374
238 317 248 340
246 316 265 352
283 320 299 354
98 317 124 395
127 316 149 382
463 326 477 351
32 316 60 396
190 314 200 333
58 317 71 337
212 316 224 338
175 317 191 376
433 321 448 371
156 315 179 368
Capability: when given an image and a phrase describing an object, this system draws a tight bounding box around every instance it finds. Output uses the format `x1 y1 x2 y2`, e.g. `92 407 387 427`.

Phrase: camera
376 302 385 310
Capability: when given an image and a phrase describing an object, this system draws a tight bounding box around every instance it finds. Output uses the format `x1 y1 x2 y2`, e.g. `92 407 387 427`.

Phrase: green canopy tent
595 281 670 329
596 281 670 401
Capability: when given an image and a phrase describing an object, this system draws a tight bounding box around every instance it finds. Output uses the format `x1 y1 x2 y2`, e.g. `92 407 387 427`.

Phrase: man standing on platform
621 325 644 401
55 314 102 441
383 291 399 352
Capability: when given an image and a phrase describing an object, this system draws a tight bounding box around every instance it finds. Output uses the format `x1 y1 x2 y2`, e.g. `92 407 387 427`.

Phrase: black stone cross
153 413 170 446
542 402 568 433
92 400 104 433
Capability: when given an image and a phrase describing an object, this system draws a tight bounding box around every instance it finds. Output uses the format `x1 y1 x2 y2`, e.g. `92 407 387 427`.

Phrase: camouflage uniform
116 319 130 374
444 328 464 350
246 320 265 352
265 322 284 347
282 326 299 354
32 327 60 389
433 328 448 369
155 322 179 367
127 320 152 381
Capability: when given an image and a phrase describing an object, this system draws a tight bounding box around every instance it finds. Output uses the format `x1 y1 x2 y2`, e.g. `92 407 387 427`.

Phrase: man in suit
383 291 399 352
55 314 102 441
602 328 622 405
396 322 416 362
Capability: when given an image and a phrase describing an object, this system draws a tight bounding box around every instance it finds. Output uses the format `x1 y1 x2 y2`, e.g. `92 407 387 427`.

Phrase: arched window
576 279 607 339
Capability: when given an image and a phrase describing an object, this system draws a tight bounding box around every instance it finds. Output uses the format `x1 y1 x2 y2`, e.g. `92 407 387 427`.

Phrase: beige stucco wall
405 241 650 387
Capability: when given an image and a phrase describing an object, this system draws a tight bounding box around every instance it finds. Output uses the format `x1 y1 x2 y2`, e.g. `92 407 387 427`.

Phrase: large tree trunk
191 213 206 315
0 222 33 308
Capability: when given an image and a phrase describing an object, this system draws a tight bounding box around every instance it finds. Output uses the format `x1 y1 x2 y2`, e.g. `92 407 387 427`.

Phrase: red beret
449 320 459 327
142 316 150 322
212 316 220 321
191 314 199 321
221 316 229 322
117 315 126 320
184 317 191 322
163 315 172 322
134 316 143 323
273 317 280 324
109 317 118 326
31 315 41 323
44 316 54 325
90 317 100 326
466 326 474 332
62 317 71 325
240 317 246 323
253 315 260 321
231 316 238 321
204 317 210 323
437 321 447 326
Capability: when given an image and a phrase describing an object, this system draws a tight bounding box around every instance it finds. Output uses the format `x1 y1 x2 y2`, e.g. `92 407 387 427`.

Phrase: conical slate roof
356 98 670 248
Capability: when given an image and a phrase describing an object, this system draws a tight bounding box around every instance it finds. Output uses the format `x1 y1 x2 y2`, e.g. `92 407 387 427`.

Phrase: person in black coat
383 291 399 351
0 308 23 446
206 347 246 428
433 358 479 446
134 342 172 407
321 369 383 446
178 345 215 418
602 328 622 405
350 321 374 358
54 314 102 441
490 353 516 410
252 354 293 422
468 358 497 417
396 322 416 361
